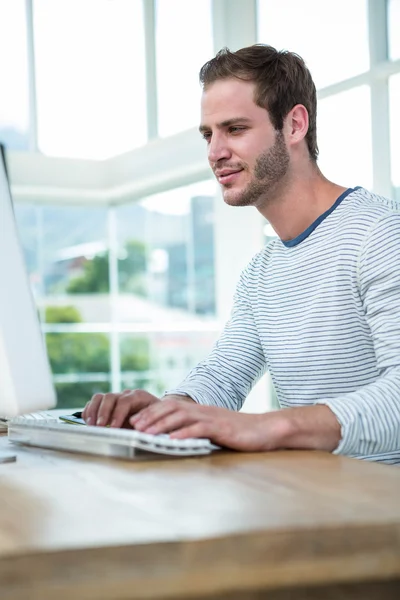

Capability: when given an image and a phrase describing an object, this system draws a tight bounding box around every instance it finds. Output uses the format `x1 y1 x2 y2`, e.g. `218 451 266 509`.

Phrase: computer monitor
0 144 56 418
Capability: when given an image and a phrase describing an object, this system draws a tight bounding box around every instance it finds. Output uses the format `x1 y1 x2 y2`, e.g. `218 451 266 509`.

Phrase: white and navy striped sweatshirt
167 187 400 464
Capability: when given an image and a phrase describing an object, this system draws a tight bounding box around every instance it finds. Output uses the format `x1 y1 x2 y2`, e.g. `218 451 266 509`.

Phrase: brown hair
199 44 318 162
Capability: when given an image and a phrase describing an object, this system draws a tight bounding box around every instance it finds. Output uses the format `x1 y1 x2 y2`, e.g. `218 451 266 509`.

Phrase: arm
314 213 400 457
165 263 267 411
132 213 400 456
131 400 341 452
83 261 267 429
82 261 265 427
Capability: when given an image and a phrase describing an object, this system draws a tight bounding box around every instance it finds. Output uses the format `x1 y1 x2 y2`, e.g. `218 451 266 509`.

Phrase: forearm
275 405 342 452
164 274 266 411
162 393 196 403
164 355 265 411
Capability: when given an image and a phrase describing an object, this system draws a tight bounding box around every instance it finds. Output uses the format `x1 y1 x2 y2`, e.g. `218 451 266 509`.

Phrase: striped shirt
167 187 400 464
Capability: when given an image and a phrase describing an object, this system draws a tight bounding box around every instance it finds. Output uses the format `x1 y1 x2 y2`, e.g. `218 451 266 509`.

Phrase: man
83 44 400 463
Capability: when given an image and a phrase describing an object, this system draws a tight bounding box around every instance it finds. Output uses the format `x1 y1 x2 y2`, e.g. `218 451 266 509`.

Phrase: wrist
161 394 195 403
259 410 295 451
278 405 342 451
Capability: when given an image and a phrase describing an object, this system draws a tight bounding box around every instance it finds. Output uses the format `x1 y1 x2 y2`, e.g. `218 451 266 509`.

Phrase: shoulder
345 187 400 223
328 187 400 252
351 190 400 284
349 188 400 243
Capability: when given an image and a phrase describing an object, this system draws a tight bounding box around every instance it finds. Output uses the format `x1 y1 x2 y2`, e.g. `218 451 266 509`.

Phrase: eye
201 132 212 142
229 126 246 134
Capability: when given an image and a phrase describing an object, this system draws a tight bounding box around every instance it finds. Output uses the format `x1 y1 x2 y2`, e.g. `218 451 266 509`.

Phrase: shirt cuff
315 398 361 456
163 386 215 406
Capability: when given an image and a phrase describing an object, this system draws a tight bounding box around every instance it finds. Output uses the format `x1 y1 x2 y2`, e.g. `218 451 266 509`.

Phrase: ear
284 104 309 148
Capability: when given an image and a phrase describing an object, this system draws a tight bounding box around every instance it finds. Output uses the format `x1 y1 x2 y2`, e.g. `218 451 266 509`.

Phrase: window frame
9 0 400 412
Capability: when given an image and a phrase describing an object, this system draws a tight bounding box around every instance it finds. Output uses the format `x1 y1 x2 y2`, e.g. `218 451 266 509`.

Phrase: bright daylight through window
2 0 400 412
0 0 29 150
155 0 213 137
34 0 147 159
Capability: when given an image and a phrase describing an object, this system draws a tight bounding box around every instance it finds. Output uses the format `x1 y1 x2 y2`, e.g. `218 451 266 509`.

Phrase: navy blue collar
282 187 360 248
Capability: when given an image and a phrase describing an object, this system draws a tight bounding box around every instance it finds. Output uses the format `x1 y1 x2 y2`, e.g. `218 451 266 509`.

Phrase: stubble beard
222 131 290 207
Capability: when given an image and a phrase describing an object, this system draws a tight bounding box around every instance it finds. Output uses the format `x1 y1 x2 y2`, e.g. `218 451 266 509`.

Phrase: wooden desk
0 436 400 600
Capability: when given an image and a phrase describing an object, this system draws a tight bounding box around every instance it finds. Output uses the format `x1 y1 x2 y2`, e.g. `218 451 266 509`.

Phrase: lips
215 169 243 185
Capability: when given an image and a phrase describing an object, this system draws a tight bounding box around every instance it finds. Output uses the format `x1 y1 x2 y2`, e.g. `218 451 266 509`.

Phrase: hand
130 398 290 452
82 389 160 428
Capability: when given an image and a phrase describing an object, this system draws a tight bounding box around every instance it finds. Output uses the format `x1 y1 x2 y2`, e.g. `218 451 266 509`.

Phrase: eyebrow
199 117 252 134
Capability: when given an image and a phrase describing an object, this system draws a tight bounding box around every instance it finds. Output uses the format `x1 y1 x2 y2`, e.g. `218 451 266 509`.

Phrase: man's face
200 78 290 207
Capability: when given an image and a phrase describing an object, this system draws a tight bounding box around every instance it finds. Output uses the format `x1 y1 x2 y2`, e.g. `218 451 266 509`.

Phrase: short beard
224 131 290 207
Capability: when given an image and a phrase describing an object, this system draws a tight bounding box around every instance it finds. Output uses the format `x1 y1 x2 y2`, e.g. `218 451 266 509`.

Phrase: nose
208 133 231 165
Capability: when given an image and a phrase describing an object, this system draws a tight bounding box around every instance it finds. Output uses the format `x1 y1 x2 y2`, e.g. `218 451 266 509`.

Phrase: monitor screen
0 145 56 417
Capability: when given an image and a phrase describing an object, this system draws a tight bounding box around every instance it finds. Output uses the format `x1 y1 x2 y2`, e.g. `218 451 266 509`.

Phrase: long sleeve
165 265 267 411
316 213 400 458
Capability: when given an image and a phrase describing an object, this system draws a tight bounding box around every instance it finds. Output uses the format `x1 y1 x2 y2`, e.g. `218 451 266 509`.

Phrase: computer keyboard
19 410 59 421
8 418 220 459
0 410 58 432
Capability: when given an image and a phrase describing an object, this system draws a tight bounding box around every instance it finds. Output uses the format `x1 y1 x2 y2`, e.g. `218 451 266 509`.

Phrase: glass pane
120 331 219 397
317 86 373 190
156 0 213 137
117 180 217 318
46 332 110 375
14 188 221 405
257 0 369 89
34 0 147 159
389 74 400 196
54 382 109 410
14 203 110 322
120 334 152 392
15 203 112 409
0 0 29 150
388 0 400 60
47 330 110 408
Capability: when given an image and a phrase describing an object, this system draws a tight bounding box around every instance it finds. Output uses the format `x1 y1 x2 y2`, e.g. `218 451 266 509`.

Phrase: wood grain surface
0 436 399 599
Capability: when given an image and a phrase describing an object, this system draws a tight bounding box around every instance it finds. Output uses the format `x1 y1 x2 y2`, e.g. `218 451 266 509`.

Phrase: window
116 180 219 397
14 202 111 407
14 180 219 407
117 180 217 316
34 0 147 159
16 204 109 302
0 0 29 150
120 331 218 397
155 0 213 137
45 333 111 409
257 0 369 89
317 86 373 190
389 74 400 195
388 0 400 60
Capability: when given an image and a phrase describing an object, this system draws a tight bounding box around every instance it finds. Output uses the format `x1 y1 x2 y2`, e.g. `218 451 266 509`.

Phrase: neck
256 164 348 242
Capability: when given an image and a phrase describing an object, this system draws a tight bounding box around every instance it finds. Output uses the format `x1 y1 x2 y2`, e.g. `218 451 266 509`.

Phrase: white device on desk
0 144 218 461
0 144 56 422
8 418 220 458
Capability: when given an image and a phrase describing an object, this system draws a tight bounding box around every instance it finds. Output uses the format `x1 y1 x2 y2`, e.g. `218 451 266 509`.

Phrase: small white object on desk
8 418 220 459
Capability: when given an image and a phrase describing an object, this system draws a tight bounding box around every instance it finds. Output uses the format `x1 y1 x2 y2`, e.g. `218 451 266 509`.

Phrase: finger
96 393 118 426
143 411 198 435
109 391 139 428
81 400 91 421
109 390 160 428
131 399 182 430
84 393 104 425
169 422 211 440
